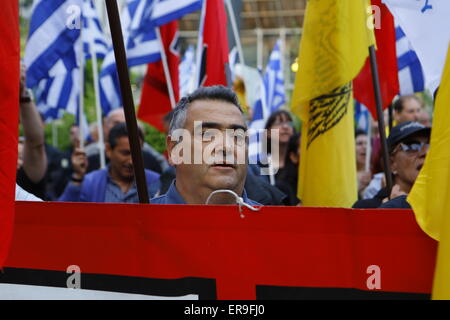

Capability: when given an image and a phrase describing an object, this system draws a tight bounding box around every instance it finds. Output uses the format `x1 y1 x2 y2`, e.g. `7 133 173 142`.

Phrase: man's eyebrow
229 124 247 131
196 122 247 131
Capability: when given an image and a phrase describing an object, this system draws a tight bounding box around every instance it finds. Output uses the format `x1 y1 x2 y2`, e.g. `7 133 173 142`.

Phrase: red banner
2 202 436 300
0 0 20 267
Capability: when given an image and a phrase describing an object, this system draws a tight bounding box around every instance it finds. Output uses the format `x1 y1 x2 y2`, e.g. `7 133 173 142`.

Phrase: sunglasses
397 141 430 153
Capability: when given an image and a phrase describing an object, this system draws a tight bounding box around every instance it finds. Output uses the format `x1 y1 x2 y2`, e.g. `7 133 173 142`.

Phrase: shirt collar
167 180 253 205
106 166 137 191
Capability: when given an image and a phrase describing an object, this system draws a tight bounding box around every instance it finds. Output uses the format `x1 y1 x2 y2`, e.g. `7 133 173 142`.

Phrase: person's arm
20 65 47 183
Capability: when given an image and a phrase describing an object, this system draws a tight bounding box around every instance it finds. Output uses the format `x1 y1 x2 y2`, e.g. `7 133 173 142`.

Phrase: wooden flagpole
368 45 393 195
104 0 149 203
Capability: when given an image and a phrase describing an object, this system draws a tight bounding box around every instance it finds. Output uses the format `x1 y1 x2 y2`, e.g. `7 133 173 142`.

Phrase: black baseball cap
387 121 431 153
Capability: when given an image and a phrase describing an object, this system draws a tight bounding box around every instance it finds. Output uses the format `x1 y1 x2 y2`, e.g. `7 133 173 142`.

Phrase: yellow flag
291 0 374 207
407 44 450 299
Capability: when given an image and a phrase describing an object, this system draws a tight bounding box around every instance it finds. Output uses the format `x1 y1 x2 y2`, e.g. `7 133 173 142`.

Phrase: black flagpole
104 0 149 203
368 45 393 196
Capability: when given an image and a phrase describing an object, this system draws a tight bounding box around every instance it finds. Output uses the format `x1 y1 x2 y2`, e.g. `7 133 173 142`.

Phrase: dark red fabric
0 0 19 267
353 0 399 119
138 22 179 132
198 0 230 87
6 202 436 299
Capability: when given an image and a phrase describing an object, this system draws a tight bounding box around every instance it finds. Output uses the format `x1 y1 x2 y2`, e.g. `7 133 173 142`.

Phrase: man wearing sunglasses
379 121 431 209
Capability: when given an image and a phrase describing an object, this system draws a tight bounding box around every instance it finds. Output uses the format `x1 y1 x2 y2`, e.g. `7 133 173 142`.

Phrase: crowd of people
16 65 433 209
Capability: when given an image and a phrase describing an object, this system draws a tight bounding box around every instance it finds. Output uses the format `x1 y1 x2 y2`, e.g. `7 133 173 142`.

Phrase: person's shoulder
144 169 161 180
150 193 169 204
378 195 411 209
352 198 382 209
83 168 108 185
246 198 263 207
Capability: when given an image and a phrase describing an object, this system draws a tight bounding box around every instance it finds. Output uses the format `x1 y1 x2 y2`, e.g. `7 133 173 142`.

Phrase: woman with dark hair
263 110 296 184
355 128 372 199
276 133 301 206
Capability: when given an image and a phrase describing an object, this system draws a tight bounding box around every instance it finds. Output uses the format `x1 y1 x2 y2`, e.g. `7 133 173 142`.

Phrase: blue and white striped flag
35 68 79 121
33 0 109 122
395 25 425 95
354 101 370 134
100 0 202 115
83 0 109 60
151 0 203 27
383 0 450 95
25 0 83 88
248 40 286 164
179 45 196 97
99 0 161 115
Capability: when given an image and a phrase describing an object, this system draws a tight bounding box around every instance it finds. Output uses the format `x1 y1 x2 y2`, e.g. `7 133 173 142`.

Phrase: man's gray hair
168 85 243 135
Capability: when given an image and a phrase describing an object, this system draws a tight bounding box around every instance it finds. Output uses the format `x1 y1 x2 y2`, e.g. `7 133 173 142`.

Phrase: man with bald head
84 108 168 174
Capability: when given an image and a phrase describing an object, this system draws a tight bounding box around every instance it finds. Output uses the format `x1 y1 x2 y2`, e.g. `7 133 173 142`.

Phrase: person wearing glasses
378 121 431 209
151 86 260 206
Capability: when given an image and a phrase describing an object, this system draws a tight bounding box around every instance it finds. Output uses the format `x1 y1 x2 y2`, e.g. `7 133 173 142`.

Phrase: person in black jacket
275 133 301 206
353 121 431 209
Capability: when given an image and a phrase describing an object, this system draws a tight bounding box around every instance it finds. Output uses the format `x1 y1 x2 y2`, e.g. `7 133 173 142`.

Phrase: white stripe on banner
0 284 198 300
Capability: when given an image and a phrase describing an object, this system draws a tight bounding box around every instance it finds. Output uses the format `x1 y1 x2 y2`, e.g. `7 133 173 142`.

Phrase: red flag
197 0 230 87
353 0 399 119
0 0 20 267
138 22 180 132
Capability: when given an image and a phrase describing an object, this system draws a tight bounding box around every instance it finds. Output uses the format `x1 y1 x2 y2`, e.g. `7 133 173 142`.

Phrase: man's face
70 126 80 147
418 109 431 127
106 136 137 182
355 134 368 167
395 98 422 123
168 99 248 193
390 133 430 190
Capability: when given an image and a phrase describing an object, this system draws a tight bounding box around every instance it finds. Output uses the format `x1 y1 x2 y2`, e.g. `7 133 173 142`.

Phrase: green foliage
44 113 75 152
141 122 167 154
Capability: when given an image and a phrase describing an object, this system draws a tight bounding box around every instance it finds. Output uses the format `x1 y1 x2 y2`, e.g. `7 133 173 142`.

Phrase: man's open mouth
211 163 235 168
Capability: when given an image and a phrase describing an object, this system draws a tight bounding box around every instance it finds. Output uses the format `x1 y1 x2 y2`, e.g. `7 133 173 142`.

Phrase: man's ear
289 151 299 165
166 135 177 166
105 143 112 160
390 154 398 175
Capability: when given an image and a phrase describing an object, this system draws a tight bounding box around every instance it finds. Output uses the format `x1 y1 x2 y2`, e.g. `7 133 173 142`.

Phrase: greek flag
383 0 450 95
33 0 109 122
151 0 203 27
100 0 202 115
248 40 286 164
396 25 425 95
354 101 370 133
83 0 109 60
179 45 196 97
99 0 161 115
25 0 82 88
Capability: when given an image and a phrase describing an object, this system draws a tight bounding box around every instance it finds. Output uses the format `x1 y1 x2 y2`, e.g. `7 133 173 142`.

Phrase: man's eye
202 131 214 139
234 133 246 145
